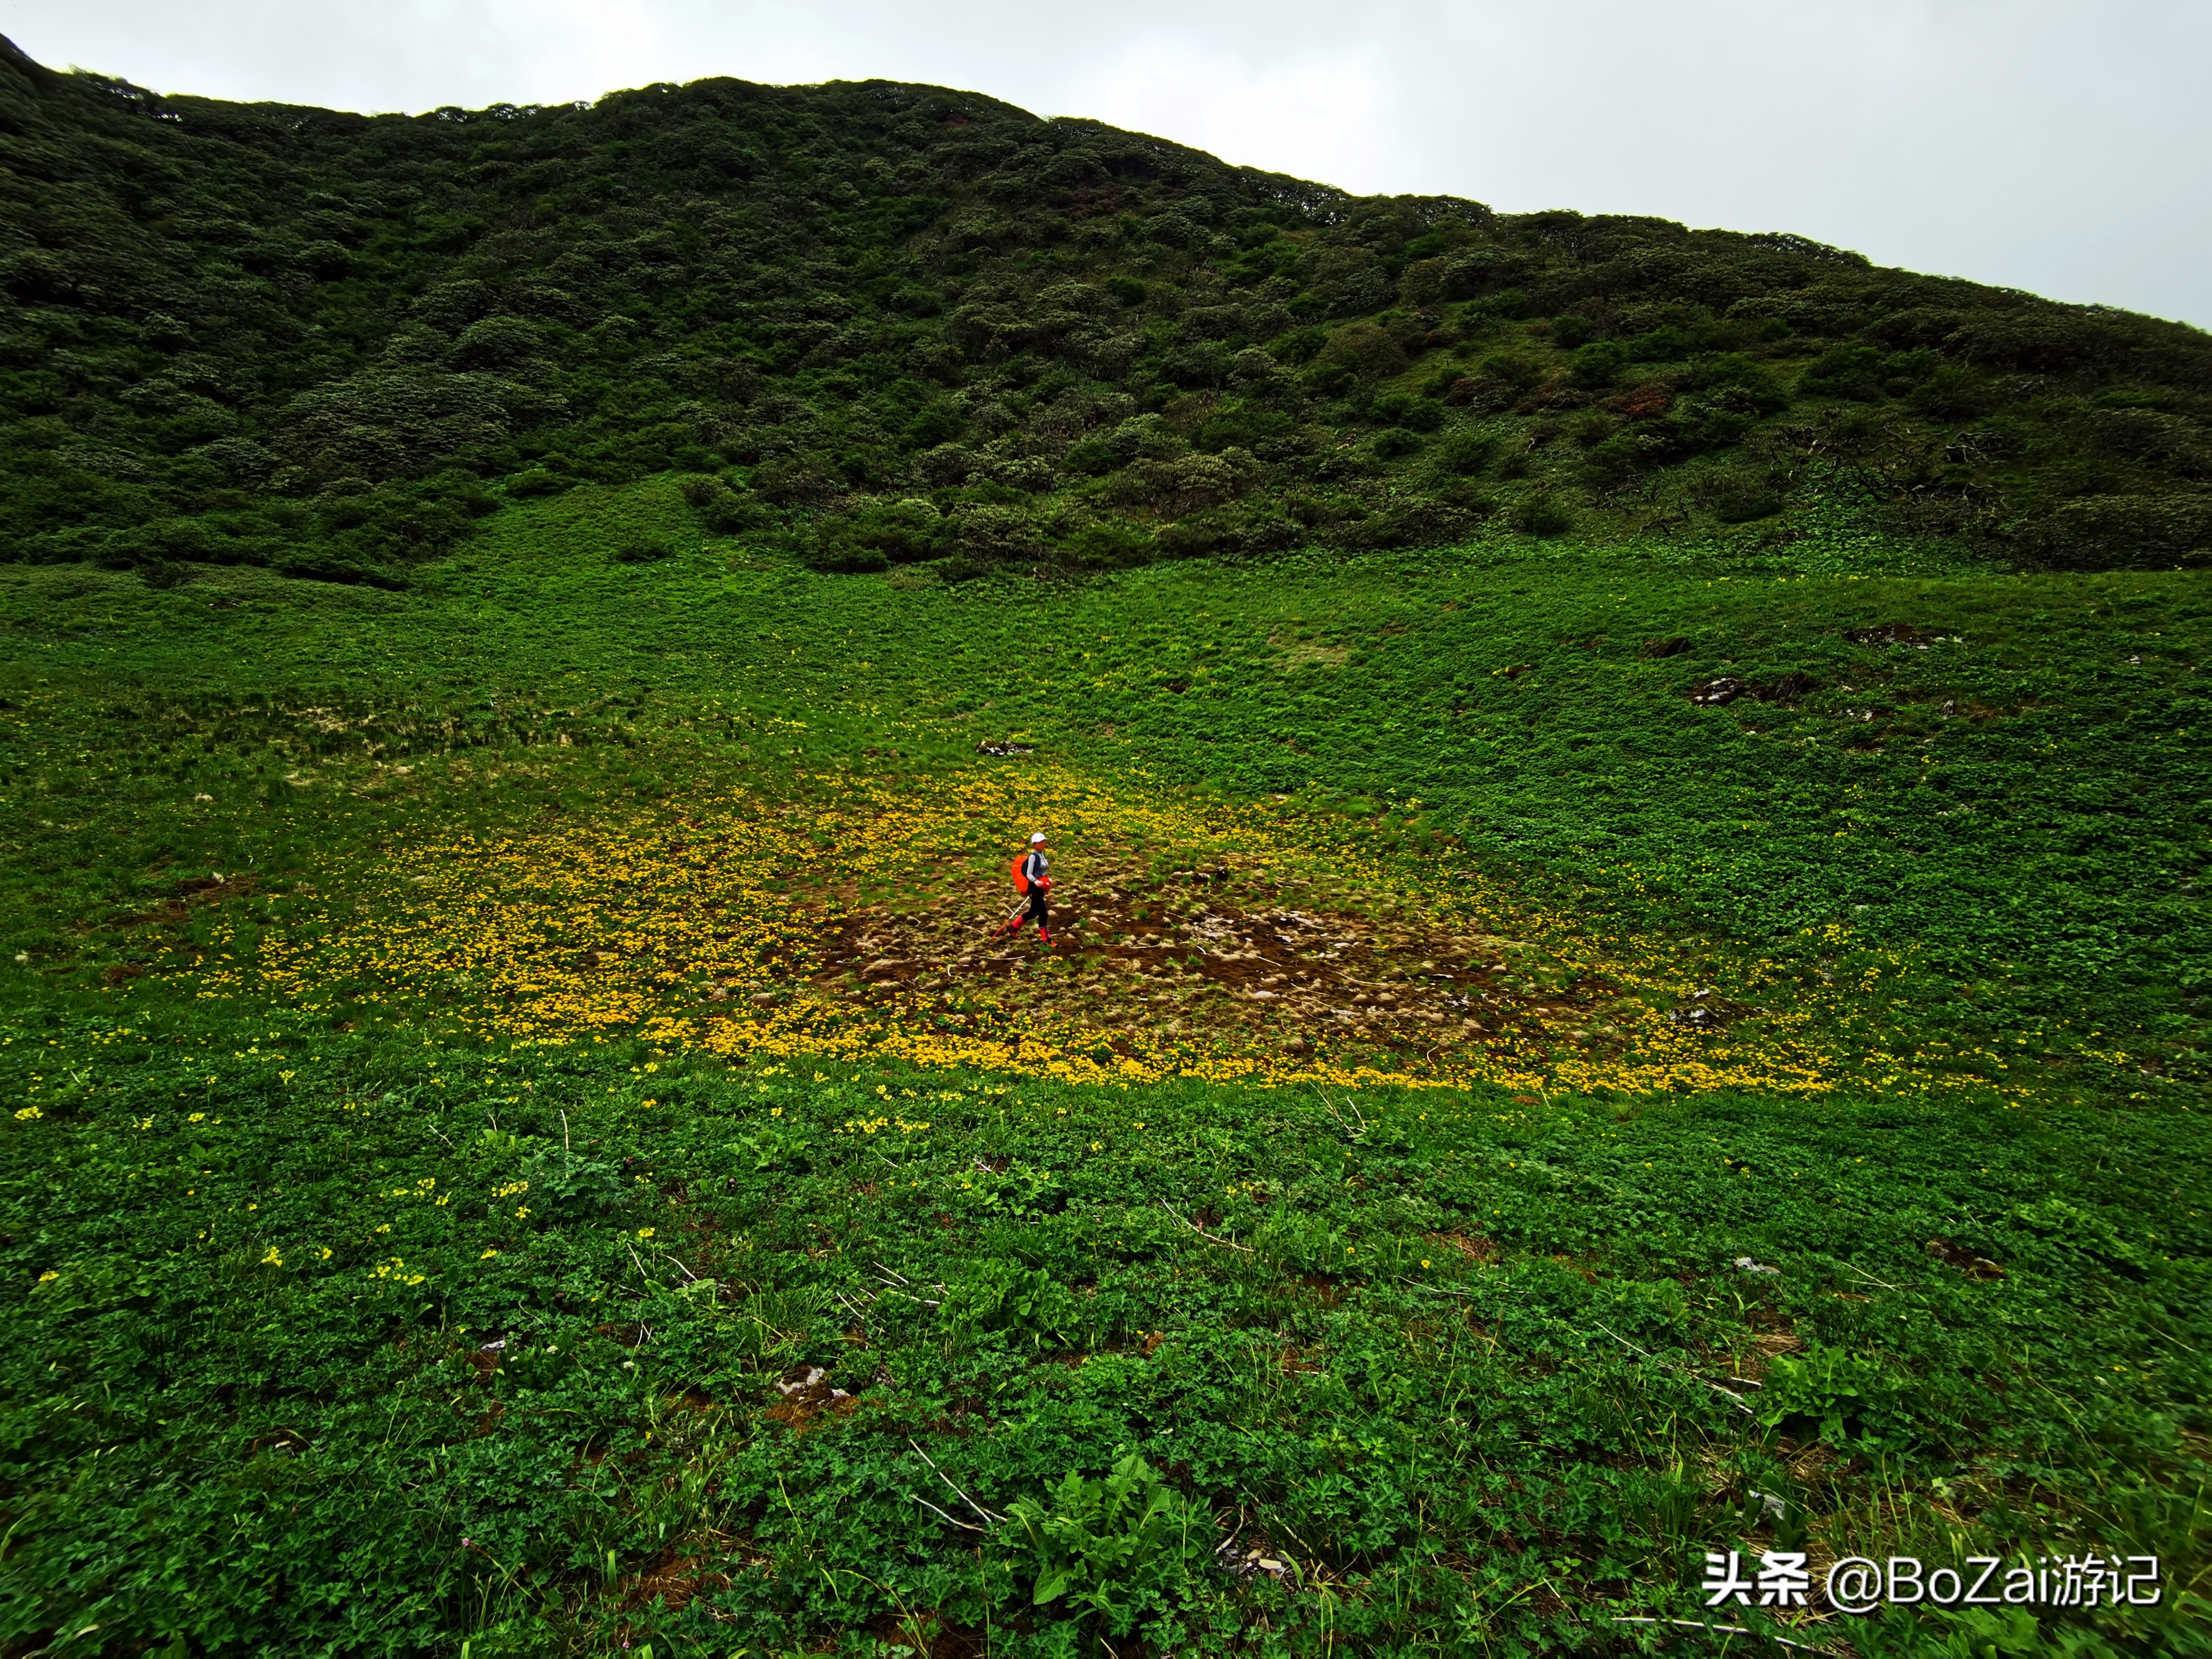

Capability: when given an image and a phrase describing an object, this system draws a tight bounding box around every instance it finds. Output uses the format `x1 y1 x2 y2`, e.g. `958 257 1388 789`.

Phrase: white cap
1030 831 1047 843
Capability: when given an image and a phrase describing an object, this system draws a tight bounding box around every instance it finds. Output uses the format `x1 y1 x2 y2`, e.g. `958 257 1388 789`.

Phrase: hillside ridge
3 33 2209 587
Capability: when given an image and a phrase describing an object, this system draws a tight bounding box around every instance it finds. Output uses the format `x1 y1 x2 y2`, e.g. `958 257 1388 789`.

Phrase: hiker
1002 830 1053 944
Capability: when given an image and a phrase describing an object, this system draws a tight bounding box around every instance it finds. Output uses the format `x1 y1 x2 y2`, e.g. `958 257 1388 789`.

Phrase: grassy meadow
2 486 2208 1656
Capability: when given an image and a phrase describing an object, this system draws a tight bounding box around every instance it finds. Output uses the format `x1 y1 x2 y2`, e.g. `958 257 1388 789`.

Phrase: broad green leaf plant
1004 1453 1215 1635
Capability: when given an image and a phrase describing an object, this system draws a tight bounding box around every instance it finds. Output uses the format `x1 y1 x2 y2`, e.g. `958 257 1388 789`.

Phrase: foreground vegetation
11 1022 2204 1656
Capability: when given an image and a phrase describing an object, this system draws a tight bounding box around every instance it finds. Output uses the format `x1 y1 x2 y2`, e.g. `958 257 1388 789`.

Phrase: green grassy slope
2 487 2207 1655
5 481 2205 1070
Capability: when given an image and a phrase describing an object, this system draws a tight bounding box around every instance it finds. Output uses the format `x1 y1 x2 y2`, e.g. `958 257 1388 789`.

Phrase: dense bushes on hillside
2 34 2207 585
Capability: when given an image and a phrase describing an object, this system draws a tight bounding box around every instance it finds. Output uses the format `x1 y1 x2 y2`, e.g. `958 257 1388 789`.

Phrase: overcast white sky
7 0 2207 327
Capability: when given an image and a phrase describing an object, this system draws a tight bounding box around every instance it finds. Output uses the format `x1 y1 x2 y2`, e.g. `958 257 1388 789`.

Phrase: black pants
1023 888 1049 928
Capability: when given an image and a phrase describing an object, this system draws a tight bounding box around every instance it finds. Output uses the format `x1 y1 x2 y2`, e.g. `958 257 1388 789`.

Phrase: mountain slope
3 34 2209 587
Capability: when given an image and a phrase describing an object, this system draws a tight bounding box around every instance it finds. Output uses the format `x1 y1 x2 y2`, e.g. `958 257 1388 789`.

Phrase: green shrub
1430 429 1496 477
1194 404 1296 453
1664 396 1756 453
1479 350 1548 392
1063 518 1156 566
2024 492 2212 567
1269 325 1330 366
838 497 950 564
879 282 941 315
1302 359 1359 398
754 457 839 508
1568 340 1628 388
1574 433 1643 488
1370 393 1443 433
804 541 890 574
1370 427 1424 460
1107 413 1184 464
1909 364 1994 419
1799 344 1887 400
504 468 569 498
93 516 218 568
1314 323 1410 385
1713 490 1781 522
1682 353 1790 414
1567 410 1618 448
1551 313 1595 348
1156 511 1245 558
1419 364 1465 399
609 538 676 563
1508 493 1574 535
450 315 545 369
1627 324 1692 360
700 491 768 534
902 403 967 449
1062 436 1118 476
271 547 406 587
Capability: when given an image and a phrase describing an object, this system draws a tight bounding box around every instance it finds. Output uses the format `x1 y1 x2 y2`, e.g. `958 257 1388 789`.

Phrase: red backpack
1010 854 1030 894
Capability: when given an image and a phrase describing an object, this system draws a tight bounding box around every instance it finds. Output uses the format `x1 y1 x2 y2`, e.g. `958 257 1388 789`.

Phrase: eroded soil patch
805 849 1632 1073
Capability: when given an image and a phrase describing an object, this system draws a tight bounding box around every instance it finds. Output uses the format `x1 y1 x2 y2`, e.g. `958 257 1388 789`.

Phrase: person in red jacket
1002 830 1052 944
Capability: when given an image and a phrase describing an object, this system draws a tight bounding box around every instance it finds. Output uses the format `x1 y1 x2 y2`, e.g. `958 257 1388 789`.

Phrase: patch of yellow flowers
177 763 1982 1101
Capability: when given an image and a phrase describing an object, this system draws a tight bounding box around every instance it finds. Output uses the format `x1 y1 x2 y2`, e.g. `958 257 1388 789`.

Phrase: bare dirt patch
1272 633 1350 671
803 849 1624 1071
